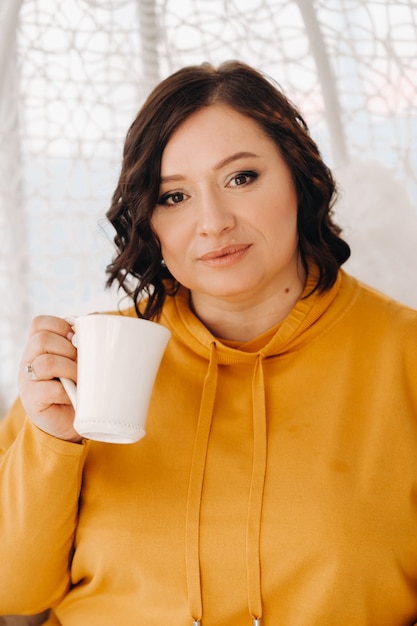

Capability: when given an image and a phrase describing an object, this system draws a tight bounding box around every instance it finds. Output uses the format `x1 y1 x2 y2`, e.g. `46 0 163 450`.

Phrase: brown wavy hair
106 60 350 319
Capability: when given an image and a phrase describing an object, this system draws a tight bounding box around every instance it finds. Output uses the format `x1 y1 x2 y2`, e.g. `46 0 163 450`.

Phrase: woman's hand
18 315 81 443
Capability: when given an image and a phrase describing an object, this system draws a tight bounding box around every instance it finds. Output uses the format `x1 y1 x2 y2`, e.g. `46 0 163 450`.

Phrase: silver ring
25 362 39 381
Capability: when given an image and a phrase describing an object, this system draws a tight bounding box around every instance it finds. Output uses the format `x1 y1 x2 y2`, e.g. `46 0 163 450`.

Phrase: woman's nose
196 189 236 236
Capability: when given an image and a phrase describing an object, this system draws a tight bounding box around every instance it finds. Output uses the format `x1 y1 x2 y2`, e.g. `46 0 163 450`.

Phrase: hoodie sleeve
0 398 89 614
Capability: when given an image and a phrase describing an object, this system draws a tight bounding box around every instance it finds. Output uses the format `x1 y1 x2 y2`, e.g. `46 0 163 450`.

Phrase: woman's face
151 104 303 310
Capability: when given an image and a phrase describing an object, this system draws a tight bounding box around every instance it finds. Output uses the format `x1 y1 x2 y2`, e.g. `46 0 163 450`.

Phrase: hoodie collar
163 267 342 362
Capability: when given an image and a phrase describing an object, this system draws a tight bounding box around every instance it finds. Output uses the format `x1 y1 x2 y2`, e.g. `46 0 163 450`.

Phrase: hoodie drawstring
186 346 267 625
246 355 267 625
186 342 218 625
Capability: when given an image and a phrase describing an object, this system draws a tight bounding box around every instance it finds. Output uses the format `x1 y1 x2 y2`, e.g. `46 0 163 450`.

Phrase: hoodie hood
163 268 344 363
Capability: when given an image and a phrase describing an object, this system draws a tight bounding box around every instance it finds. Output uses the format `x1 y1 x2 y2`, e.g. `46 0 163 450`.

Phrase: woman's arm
0 399 89 614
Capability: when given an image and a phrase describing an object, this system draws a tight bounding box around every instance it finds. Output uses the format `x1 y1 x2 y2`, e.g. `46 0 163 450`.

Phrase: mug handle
60 377 77 409
60 315 78 409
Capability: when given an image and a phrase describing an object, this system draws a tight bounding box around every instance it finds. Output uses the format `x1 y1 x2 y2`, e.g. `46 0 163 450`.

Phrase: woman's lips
198 244 251 266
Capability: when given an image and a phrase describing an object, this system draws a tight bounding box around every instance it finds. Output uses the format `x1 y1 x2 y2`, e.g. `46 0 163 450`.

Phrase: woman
1 61 417 626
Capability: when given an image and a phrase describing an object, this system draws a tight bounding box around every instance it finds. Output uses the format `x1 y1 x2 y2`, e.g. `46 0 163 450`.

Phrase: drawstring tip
253 620 261 626
192 621 201 626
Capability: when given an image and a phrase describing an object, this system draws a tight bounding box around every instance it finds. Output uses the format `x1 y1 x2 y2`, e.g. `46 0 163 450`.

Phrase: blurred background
0 0 416 414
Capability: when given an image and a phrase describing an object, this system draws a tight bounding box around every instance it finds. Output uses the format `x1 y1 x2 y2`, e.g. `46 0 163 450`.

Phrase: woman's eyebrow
213 151 260 171
159 173 185 185
160 151 260 185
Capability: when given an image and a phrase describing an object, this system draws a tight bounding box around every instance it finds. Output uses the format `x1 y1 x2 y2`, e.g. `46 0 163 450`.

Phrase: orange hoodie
1 269 417 625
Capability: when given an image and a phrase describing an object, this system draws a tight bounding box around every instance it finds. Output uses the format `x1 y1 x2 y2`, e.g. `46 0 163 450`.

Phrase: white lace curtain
0 0 416 413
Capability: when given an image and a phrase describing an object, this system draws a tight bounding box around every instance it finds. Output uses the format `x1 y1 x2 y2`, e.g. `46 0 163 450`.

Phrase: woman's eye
229 170 258 187
158 191 186 206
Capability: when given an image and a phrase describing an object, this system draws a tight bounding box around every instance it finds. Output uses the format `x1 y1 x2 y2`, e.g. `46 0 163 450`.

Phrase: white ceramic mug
60 314 171 444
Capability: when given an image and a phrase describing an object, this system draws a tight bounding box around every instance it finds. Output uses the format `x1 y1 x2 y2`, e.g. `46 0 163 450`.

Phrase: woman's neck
190 271 307 343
